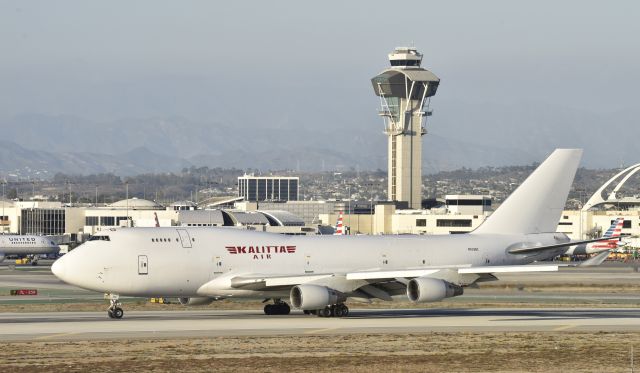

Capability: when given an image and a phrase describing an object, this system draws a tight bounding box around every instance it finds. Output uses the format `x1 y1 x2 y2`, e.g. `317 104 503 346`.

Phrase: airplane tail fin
334 211 345 235
473 149 583 235
604 217 624 238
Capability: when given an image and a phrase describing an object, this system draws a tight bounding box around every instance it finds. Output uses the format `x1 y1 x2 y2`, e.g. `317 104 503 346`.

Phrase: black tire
279 304 291 315
264 304 273 315
113 307 124 319
334 307 344 317
303 310 311 315
341 305 349 317
107 309 114 319
320 307 331 317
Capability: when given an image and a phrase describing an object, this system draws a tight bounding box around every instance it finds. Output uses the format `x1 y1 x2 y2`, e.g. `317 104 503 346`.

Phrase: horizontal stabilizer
578 250 611 267
508 236 618 254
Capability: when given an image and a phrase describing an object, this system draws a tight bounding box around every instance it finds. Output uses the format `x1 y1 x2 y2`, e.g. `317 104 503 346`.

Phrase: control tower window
390 60 420 67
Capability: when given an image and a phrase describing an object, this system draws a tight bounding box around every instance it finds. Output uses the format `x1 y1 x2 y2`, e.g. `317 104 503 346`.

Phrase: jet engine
406 277 463 303
290 284 346 310
178 297 216 306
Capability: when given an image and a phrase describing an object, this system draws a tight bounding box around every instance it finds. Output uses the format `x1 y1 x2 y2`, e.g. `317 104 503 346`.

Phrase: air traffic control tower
371 47 440 209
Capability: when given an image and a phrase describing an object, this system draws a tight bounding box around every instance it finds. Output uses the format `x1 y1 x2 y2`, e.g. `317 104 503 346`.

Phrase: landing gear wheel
112 307 124 319
318 307 331 317
106 294 123 320
334 306 344 317
336 304 349 317
264 301 291 315
341 304 349 317
264 304 274 315
278 303 291 315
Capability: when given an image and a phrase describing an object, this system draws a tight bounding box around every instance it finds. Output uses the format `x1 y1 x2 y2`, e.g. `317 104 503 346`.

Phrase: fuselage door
177 229 192 248
305 255 313 273
138 255 148 275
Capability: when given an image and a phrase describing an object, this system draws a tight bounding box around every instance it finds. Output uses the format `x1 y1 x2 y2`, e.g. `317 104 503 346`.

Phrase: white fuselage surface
52 227 566 298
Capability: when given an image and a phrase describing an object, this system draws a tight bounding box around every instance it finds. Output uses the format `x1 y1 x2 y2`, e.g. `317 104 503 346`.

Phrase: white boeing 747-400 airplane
52 149 613 319
0 235 60 265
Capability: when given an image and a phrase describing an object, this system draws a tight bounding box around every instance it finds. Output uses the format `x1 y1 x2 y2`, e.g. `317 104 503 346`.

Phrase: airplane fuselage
53 227 568 298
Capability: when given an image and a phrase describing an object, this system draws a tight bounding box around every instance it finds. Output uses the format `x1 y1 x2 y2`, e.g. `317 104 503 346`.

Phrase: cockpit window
88 235 110 241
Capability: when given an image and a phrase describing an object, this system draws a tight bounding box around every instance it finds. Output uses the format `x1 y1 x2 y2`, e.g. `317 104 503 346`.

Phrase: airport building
319 195 492 235
238 175 299 202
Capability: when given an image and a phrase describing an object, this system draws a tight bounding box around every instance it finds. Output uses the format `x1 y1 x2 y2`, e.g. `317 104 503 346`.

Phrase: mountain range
0 101 638 177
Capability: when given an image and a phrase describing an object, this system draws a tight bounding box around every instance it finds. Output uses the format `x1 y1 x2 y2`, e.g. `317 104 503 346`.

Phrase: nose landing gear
106 294 124 319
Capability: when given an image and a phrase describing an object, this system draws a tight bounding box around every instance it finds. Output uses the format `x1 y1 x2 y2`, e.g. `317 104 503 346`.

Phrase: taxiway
2 307 640 341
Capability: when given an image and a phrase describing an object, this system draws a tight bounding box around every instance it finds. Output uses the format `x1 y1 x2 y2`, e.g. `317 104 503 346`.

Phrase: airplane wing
226 263 564 291
508 236 618 254
346 264 561 280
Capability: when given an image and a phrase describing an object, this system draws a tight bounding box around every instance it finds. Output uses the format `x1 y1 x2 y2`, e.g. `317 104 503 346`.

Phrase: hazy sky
1 1 639 128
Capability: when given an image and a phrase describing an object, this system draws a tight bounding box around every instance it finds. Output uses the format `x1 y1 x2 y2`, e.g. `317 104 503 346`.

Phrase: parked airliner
53 149 612 319
565 217 625 255
0 235 60 265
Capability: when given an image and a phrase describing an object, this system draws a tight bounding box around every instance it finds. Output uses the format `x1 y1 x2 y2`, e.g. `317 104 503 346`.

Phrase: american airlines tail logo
226 245 296 260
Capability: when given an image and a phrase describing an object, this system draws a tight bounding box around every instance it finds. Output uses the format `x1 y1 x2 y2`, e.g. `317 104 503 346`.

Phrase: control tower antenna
370 46 440 209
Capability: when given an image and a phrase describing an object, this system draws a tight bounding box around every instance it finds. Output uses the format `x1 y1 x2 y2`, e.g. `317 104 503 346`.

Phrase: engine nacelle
407 277 463 303
178 297 216 306
290 284 346 310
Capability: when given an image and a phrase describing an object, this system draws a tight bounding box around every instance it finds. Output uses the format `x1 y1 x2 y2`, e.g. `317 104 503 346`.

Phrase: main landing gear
263 299 291 315
304 304 349 318
29 255 39 266
106 294 124 319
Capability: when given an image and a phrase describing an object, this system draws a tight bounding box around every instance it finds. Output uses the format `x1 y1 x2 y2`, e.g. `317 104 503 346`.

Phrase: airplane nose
51 257 66 280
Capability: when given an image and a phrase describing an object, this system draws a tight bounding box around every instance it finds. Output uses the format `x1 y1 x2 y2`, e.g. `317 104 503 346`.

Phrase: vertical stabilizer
334 211 345 235
473 149 582 235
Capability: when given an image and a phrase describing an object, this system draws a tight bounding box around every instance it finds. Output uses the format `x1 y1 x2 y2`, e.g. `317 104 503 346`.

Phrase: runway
2 307 640 341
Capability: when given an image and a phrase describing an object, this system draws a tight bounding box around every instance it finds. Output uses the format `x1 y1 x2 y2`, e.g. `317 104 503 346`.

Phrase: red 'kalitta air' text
225 245 296 260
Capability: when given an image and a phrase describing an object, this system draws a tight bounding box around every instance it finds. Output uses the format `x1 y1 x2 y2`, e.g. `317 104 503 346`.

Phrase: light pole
367 183 375 234
347 184 351 235
125 181 129 227
95 185 98 206
2 181 5 233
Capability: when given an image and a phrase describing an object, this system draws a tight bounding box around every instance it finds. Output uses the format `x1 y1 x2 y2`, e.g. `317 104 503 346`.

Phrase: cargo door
138 255 148 275
177 229 192 248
